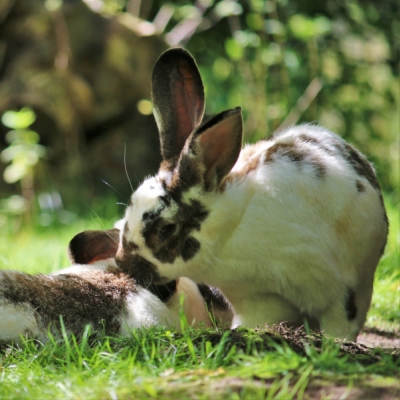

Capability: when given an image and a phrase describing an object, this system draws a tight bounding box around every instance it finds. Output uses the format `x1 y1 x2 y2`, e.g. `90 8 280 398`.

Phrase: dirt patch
158 371 400 400
192 324 399 365
358 326 400 349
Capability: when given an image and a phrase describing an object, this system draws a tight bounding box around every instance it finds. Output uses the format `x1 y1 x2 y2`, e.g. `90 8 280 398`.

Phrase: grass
0 196 399 399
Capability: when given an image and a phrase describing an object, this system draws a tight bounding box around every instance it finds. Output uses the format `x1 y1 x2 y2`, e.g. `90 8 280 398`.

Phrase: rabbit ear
179 107 243 190
152 48 205 167
68 229 120 265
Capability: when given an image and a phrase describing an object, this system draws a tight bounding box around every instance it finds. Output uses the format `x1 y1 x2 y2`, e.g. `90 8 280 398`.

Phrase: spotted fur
116 48 388 341
141 197 208 263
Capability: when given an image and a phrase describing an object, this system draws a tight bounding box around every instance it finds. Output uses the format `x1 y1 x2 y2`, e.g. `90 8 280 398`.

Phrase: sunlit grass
367 194 400 329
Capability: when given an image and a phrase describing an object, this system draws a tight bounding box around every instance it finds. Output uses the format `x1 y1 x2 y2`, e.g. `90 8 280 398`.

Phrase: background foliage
0 0 398 227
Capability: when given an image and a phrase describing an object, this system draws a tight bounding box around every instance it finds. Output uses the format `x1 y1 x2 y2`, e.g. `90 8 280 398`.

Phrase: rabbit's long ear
179 107 243 190
152 48 205 167
68 229 120 265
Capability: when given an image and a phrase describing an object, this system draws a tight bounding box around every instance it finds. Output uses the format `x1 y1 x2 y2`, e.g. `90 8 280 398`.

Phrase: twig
276 77 323 132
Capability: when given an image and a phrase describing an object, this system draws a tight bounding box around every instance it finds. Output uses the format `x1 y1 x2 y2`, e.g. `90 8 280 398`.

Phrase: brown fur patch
265 142 305 164
334 214 349 237
297 134 334 155
220 155 260 191
309 155 327 178
298 134 321 145
116 250 162 287
197 284 233 324
1 270 136 337
333 141 388 231
115 247 177 301
123 223 139 252
333 141 380 191
245 156 260 174
141 198 208 264
356 180 366 192
159 159 175 173
169 155 203 194
264 141 327 178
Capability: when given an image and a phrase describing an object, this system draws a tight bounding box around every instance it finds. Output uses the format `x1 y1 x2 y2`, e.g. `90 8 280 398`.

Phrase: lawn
0 196 398 399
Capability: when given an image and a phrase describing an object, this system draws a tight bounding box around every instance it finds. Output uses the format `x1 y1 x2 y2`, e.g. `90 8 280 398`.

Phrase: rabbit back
204 124 388 337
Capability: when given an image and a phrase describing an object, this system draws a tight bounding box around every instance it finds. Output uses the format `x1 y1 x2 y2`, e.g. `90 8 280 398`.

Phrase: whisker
117 202 127 206
145 274 154 290
124 143 134 192
102 180 125 197
87 207 107 230
103 228 120 243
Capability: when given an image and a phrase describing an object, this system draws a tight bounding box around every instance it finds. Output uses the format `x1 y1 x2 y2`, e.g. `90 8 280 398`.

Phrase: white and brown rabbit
88 48 386 341
0 228 231 345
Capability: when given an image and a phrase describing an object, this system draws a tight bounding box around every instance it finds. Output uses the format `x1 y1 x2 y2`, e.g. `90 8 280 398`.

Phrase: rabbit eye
159 224 176 241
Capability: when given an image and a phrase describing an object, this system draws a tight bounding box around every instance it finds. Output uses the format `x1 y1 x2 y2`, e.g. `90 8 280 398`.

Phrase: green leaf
5 129 40 145
215 0 243 18
225 38 244 60
1 107 36 129
3 163 28 183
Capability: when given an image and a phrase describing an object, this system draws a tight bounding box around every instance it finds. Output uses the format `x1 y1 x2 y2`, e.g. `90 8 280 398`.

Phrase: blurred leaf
213 57 232 80
4 164 28 184
313 16 331 36
1 144 46 164
176 5 201 19
261 43 282 65
1 107 36 130
288 15 330 41
234 30 261 47
214 1 243 18
5 129 40 145
0 195 27 214
225 38 244 60
348 1 365 23
137 99 153 115
246 13 264 30
44 0 62 12
264 19 285 35
284 50 299 69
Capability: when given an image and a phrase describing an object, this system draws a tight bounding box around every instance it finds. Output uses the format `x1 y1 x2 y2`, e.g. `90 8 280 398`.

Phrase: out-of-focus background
0 0 398 230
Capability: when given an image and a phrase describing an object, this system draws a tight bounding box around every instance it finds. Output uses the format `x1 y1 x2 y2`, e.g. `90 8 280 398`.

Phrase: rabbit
108 47 388 341
67 228 232 328
0 228 231 346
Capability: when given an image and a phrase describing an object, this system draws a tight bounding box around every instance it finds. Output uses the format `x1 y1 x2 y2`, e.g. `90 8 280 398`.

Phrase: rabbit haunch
0 264 217 345
117 48 388 341
0 264 166 344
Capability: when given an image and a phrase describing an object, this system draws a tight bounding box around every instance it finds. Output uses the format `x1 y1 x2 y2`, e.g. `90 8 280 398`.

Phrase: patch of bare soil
196 376 400 400
358 326 400 349
196 324 399 365
168 376 399 399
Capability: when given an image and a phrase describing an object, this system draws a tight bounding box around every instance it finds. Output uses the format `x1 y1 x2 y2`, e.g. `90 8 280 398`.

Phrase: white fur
119 289 176 334
0 300 42 344
53 259 114 275
123 125 388 340
168 278 213 327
